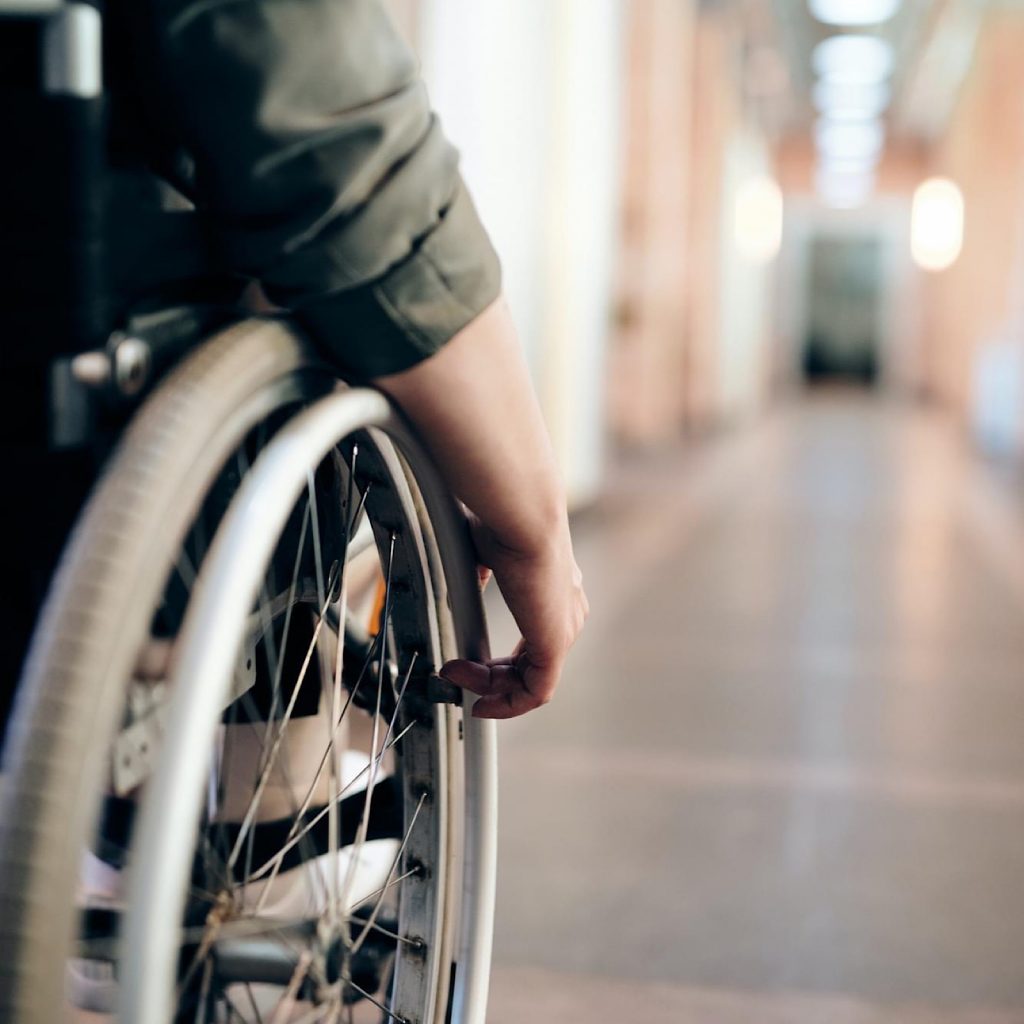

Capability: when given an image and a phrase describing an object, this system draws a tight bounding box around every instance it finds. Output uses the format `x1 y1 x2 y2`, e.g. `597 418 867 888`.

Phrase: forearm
378 296 587 718
373 297 567 555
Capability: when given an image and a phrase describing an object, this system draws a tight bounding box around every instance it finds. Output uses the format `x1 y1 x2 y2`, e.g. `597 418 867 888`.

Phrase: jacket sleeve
146 0 502 379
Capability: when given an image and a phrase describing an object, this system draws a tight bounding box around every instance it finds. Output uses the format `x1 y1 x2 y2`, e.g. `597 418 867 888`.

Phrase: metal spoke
224 988 264 1024
175 894 231 1005
349 914 420 950
269 948 314 1024
225 679 329 914
198 829 233 894
227 571 339 873
349 867 419 918
379 653 417 757
175 909 317 948
193 956 214 1024
326 447 360 934
334 535 395 923
247 490 331 915
261 499 311 731
251 633 383 909
350 793 426 956
235 478 346 914
244 720 416 890
307 469 327 611
253 533 402 917
340 975 408 1024
144 432 455 1024
294 630 381 834
242 984 266 1024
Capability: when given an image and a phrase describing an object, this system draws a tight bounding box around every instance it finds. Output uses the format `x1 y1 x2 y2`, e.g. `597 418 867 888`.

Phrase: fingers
438 659 515 698
439 655 558 720
475 657 558 719
436 655 557 720
471 682 548 719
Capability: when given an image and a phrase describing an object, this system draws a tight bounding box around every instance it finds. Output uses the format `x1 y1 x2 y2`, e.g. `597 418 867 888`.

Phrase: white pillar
417 0 623 506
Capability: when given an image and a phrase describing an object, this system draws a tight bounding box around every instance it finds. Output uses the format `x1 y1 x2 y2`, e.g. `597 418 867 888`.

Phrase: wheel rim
116 387 492 1024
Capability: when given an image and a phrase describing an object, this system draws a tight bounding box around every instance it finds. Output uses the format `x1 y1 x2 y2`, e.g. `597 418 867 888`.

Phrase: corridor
486 395 1024 1023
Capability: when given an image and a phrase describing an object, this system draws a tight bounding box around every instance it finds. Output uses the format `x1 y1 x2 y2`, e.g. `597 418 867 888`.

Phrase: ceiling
752 0 987 145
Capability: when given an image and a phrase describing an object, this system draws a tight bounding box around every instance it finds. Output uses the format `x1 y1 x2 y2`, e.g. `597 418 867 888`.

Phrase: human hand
440 514 588 719
374 297 586 718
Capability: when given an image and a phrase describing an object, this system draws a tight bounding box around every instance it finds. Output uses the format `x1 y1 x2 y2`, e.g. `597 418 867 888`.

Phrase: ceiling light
816 165 876 190
816 169 875 209
818 155 879 178
808 0 902 27
815 118 885 160
813 79 891 118
813 35 893 84
821 107 886 123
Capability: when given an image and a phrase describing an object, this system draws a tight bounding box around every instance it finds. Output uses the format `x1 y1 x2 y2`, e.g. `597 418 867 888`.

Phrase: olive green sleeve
148 0 501 379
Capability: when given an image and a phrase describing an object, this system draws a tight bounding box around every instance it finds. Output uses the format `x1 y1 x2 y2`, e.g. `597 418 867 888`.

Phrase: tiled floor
484 394 1024 1023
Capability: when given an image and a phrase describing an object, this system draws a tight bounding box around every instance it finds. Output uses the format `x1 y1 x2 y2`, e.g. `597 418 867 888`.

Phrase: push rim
119 387 496 1023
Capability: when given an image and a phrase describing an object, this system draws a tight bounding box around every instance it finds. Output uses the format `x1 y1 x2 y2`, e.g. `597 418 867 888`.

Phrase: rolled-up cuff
283 177 502 381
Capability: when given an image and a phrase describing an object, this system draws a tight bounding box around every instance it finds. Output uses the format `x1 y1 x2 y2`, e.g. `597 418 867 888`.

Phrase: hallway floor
484 394 1024 1023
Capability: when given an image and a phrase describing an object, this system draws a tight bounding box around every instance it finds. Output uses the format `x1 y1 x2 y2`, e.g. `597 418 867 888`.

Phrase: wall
397 1 785 487
414 0 623 505
608 0 697 445
685 8 739 430
923 8 1024 455
611 1 780 442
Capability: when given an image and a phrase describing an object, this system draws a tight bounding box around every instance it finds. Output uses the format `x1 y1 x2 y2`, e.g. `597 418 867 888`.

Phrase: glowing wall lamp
734 176 784 263
809 0 902 27
911 177 964 271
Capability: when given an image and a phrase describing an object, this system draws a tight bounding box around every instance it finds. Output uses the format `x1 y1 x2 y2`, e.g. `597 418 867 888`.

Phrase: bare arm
374 297 588 718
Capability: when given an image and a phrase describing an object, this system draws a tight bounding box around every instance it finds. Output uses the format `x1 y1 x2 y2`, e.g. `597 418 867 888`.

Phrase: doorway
803 234 883 385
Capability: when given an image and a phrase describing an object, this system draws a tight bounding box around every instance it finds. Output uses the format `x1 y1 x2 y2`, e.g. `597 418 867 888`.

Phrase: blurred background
393 2 1024 1022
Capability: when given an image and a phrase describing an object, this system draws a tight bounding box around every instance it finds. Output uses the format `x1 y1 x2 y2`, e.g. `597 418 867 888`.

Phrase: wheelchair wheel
0 319 497 1024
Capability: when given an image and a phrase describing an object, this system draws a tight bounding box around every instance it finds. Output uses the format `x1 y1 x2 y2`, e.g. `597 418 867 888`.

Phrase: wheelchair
0 5 497 1022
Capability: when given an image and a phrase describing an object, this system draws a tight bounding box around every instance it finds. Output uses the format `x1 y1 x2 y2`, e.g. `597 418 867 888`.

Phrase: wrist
475 498 569 562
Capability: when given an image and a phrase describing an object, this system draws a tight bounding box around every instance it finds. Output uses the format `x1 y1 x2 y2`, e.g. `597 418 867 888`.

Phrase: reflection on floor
484 394 1024 1024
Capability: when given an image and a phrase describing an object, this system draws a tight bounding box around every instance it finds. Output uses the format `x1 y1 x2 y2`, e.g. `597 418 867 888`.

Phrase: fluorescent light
911 177 964 271
816 169 875 209
809 0 902 27
813 35 893 84
821 106 886 123
818 156 879 178
813 79 891 118
816 165 876 191
815 118 885 160
734 176 784 263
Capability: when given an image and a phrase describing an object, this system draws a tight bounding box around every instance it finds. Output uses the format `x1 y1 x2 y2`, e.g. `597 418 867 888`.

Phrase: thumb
439 659 492 697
